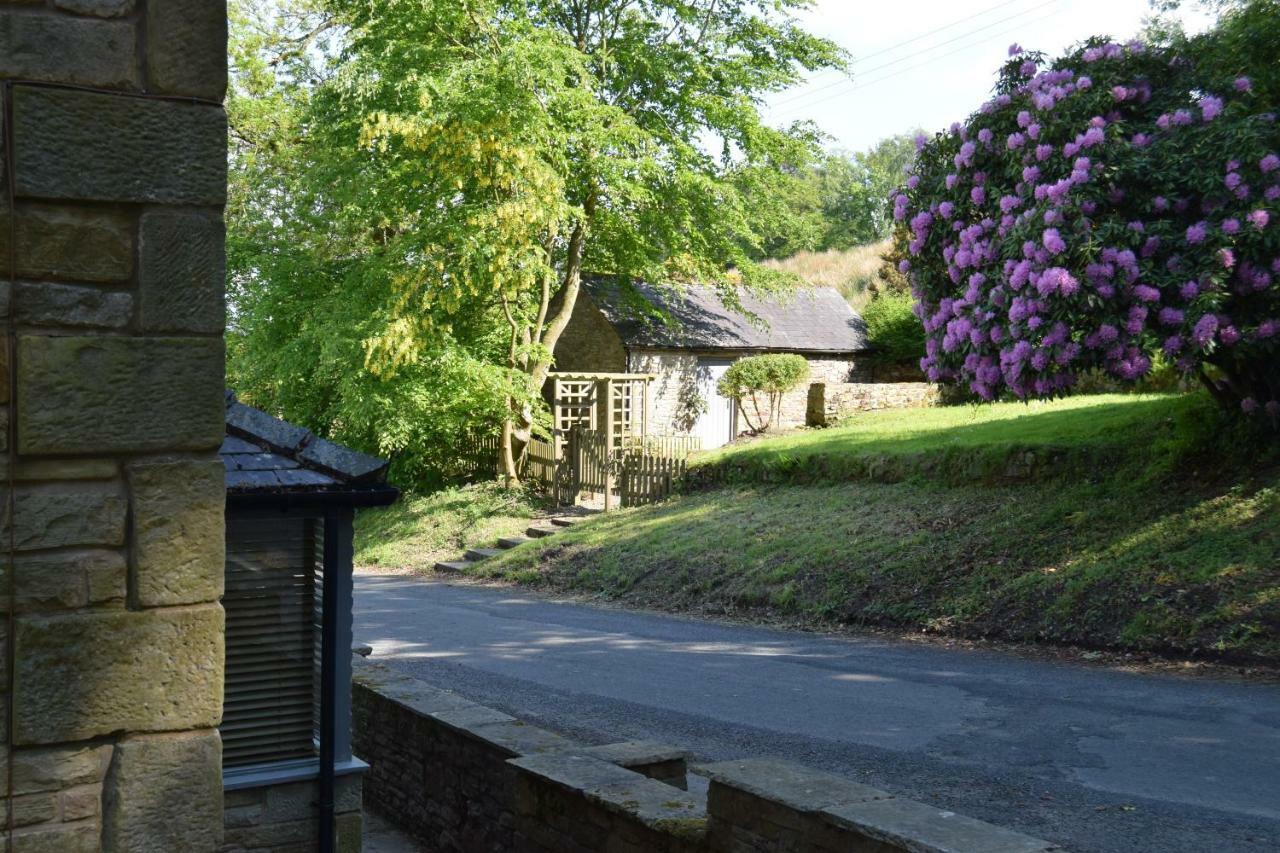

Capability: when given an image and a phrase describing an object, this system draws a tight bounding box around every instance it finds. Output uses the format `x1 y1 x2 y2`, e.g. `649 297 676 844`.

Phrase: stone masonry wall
629 350 701 435
552 289 628 374
352 659 1063 853
1 2 228 851
806 382 940 426
775 356 862 431
223 776 363 853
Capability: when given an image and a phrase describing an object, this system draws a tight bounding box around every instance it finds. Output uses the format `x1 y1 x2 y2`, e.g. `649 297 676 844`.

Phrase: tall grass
763 240 893 312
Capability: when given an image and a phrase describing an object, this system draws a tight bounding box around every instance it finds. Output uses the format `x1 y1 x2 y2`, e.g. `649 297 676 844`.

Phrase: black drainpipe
318 511 339 853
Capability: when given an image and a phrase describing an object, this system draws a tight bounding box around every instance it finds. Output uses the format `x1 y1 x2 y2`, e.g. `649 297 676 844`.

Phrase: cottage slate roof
222 391 397 501
583 280 870 354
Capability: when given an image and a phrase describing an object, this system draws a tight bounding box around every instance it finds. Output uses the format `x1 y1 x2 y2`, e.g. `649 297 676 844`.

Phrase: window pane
222 515 322 768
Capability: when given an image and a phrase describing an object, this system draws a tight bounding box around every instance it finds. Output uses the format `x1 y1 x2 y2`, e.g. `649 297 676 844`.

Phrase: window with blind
222 515 324 769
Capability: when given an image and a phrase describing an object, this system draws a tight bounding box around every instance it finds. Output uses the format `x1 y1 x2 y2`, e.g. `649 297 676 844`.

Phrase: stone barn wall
629 350 867 438
1 2 228 851
628 349 701 435
552 289 628 374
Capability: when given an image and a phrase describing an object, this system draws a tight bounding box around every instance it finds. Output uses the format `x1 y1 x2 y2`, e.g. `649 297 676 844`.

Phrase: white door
693 358 736 448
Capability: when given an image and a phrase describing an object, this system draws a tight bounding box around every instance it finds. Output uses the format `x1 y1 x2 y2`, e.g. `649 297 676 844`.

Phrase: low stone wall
807 381 940 426
352 659 1063 853
221 775 363 853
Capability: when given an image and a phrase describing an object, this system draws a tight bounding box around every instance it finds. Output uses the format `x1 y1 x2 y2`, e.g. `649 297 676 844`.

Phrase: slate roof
584 280 870 354
222 391 398 504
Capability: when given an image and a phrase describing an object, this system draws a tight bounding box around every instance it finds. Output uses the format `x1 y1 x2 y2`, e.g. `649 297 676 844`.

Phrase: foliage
893 0 1280 423
743 134 920 259
862 290 925 364
443 393 1280 662
229 0 844 487
226 0 518 491
716 354 810 432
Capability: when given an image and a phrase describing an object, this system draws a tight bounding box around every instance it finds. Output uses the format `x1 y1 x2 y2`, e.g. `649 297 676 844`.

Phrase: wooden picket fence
464 427 699 509
618 451 688 508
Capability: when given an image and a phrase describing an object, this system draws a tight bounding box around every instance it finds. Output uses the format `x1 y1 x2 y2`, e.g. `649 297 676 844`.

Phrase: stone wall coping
509 752 706 833
821 797 1064 853
811 380 937 390
580 740 693 768
697 758 1065 853
469 720 577 758
694 757 891 813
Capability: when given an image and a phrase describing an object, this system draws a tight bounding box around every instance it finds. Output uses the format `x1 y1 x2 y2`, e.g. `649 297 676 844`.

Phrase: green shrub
717 354 810 432
862 291 925 364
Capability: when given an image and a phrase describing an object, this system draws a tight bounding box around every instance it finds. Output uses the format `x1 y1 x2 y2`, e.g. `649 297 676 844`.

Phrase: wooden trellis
551 372 653 445
551 372 654 508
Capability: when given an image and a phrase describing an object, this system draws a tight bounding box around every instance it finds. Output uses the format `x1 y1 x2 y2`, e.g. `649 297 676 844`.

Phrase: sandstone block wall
807 381 940 426
775 356 864 430
551 289 628 375
1 2 228 850
352 659 1063 853
222 776 363 853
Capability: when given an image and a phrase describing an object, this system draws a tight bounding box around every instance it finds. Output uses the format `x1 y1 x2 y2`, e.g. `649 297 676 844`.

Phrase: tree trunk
497 193 596 488
500 417 519 487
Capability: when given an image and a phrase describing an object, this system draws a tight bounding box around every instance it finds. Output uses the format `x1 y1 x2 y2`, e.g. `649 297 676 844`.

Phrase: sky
761 0 1216 153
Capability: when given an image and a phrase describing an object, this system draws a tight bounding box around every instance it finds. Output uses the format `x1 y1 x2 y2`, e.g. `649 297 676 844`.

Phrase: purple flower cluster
894 37 1280 409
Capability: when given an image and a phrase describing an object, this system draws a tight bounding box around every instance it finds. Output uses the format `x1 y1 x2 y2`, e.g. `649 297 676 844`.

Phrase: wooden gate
469 427 699 510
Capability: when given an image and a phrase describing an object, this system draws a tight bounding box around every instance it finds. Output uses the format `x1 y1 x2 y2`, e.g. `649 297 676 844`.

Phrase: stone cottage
554 280 871 447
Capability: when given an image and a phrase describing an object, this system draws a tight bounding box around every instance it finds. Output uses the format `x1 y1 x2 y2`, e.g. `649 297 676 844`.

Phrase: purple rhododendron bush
894 0 1279 421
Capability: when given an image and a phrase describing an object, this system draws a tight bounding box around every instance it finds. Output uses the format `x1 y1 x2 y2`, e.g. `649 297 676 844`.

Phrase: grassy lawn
688 393 1211 487
355 483 545 570
456 392 1280 662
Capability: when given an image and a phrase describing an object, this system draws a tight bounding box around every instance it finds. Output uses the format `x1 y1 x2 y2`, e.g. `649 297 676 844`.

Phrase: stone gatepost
1 2 228 851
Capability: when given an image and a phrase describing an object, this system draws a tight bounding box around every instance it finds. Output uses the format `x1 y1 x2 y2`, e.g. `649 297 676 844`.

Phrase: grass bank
355 482 545 571
455 393 1280 662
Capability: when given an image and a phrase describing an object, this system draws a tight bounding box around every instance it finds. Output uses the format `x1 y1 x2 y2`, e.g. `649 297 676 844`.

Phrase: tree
739 133 920 260
716 354 810 432
226 0 517 490
893 0 1279 421
313 0 843 485
850 133 920 243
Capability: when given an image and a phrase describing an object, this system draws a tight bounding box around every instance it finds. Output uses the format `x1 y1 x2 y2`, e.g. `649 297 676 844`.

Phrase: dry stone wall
352 659 1064 853
807 381 941 426
1 2 228 850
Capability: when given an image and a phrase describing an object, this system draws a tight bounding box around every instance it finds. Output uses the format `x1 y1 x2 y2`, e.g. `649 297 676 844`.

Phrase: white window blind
222 515 324 768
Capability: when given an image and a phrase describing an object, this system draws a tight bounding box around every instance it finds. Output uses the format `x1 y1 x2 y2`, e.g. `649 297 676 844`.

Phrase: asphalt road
353 573 1280 853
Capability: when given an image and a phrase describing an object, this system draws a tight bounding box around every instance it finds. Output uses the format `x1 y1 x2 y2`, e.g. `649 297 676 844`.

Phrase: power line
856 0 1040 64
795 0 1036 87
772 0 1058 111
773 4 1066 116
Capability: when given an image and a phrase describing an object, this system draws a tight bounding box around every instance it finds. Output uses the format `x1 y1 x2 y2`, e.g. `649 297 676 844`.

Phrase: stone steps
436 513 597 574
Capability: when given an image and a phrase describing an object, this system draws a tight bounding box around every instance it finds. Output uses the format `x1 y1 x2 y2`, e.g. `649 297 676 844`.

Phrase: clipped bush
717 354 811 432
863 291 926 364
892 1 1280 423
